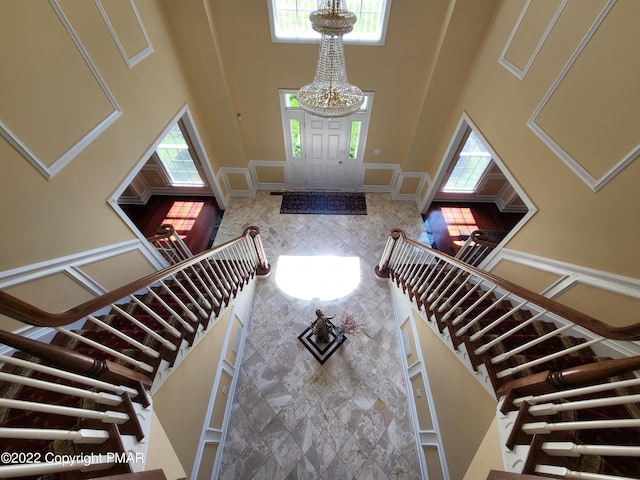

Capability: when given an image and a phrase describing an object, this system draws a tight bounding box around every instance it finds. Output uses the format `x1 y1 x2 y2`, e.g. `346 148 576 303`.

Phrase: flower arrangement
338 311 365 335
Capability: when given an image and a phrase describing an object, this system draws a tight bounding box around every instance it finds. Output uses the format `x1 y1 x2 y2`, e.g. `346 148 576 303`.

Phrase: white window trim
155 124 206 187
267 0 392 46
420 112 538 269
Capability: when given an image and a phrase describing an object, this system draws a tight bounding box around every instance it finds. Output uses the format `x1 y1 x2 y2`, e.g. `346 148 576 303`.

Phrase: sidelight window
348 121 361 159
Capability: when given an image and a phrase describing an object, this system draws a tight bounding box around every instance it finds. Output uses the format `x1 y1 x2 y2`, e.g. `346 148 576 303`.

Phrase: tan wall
364 168 395 188
491 260 563 295
146 411 188 480
0 0 197 272
163 0 495 172
77 249 156 291
152 308 232 476
254 164 286 185
423 446 445 480
0 272 97 331
414 317 497 480
195 444 218 480
554 283 640 328
462 417 504 480
426 0 640 286
491 257 640 327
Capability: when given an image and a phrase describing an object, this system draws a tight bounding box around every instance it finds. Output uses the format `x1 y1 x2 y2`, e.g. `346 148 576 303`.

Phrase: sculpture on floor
313 309 334 344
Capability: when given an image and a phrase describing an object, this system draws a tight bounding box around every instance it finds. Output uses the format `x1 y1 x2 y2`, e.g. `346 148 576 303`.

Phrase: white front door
280 90 372 190
305 116 349 190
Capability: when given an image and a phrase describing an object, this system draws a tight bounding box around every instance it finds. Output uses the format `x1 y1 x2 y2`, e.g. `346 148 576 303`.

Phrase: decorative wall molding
393 171 429 202
218 167 256 197
0 238 159 352
192 283 255 480
390 283 456 480
434 167 527 213
486 247 640 303
495 183 528 213
0 0 122 180
222 161 431 209
0 239 154 291
527 0 638 192
118 157 215 205
499 0 568 79
95 0 154 68
361 163 399 192
248 160 289 191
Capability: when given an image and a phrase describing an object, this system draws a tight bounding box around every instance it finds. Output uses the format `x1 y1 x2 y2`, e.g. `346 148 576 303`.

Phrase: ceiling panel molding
527 0 639 192
0 0 121 180
95 0 154 68
499 0 568 80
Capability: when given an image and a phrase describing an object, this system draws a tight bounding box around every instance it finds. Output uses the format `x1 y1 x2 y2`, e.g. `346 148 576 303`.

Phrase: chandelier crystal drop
297 0 364 118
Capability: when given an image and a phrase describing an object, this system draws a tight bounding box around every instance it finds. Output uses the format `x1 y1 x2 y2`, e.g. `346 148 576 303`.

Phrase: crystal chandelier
297 0 364 118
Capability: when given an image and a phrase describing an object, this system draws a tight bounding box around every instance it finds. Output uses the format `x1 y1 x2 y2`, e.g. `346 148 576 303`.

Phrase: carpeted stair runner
0 354 125 480
407 271 640 478
0 280 215 480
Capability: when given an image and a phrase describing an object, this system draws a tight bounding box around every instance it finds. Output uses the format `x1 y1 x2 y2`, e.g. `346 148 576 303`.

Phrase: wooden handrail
497 356 640 414
0 330 151 402
87 470 167 480
382 228 640 341
0 228 263 328
486 470 548 480
145 224 178 243
470 229 501 248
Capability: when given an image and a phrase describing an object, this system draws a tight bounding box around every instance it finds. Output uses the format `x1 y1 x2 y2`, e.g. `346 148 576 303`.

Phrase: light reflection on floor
275 255 361 301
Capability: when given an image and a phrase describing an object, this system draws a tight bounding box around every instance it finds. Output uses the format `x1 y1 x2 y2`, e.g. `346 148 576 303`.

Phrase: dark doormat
280 191 367 215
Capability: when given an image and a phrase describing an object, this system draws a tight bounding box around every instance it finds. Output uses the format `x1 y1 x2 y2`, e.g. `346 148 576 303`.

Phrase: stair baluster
0 227 270 479
378 228 640 479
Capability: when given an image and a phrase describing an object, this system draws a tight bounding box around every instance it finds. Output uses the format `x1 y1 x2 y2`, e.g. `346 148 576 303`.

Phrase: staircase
0 226 269 479
377 228 640 479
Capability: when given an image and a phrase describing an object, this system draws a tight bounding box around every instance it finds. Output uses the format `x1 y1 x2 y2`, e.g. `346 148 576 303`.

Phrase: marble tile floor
214 192 427 480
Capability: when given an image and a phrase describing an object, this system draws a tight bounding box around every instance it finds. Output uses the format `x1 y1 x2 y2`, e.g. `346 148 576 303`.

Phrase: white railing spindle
55 327 155 373
496 337 603 378
0 427 110 443
0 399 129 424
542 441 640 458
515 377 640 408
0 372 122 406
529 394 640 416
110 304 180 347
0 354 136 397
534 464 636 479
144 287 196 329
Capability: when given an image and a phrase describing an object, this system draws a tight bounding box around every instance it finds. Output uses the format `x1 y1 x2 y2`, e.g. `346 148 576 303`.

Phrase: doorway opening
279 90 373 190
109 105 224 259
422 113 536 262
121 196 222 254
